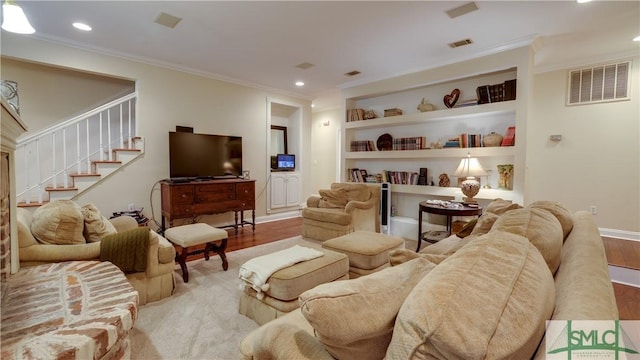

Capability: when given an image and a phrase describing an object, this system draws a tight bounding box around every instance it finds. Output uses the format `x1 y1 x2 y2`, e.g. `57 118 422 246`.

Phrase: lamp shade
453 157 488 178
2 1 35 34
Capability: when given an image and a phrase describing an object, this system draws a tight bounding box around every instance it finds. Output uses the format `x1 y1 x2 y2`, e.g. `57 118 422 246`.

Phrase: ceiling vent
567 61 631 105
154 12 182 29
449 39 474 48
446 2 479 19
296 62 315 70
344 70 361 77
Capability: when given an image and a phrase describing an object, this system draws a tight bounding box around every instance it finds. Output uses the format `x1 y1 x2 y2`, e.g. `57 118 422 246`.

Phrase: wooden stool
164 223 228 282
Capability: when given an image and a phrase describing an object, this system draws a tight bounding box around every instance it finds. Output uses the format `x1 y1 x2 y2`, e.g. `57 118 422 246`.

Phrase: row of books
346 108 366 122
347 168 379 183
348 168 433 186
477 79 517 104
444 127 516 148
392 136 427 150
350 140 376 152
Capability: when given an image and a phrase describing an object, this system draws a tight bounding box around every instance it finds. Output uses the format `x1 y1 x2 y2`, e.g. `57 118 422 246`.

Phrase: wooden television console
160 178 256 234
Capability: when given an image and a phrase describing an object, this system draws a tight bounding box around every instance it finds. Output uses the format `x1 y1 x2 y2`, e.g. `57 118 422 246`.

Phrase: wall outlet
590 205 597 215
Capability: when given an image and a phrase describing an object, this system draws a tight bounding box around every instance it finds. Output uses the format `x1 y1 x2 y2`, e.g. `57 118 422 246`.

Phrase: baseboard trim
257 210 301 224
599 228 640 242
609 265 640 288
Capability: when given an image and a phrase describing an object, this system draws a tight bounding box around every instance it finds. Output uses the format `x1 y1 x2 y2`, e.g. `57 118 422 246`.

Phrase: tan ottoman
239 248 349 325
322 231 405 278
164 223 228 283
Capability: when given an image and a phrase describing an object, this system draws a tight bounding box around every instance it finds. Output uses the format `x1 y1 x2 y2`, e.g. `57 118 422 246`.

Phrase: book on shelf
444 136 460 148
346 108 366 122
392 136 426 150
383 108 403 117
380 170 420 185
476 79 517 104
350 140 375 152
417 168 428 185
459 133 483 148
501 126 516 146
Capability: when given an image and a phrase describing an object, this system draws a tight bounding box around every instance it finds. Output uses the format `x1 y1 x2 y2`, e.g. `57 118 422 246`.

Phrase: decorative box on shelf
384 108 403 117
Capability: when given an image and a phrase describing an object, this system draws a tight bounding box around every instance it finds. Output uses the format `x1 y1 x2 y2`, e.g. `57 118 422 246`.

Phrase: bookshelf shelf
345 146 515 160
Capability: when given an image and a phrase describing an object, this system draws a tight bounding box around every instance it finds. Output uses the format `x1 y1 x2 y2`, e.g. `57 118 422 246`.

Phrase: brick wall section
1 261 138 360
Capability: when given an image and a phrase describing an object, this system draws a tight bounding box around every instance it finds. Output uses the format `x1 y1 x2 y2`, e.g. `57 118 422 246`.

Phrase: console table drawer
195 184 237 202
169 185 194 204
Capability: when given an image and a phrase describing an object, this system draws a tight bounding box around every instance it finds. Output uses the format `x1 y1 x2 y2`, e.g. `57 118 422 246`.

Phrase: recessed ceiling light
633 35 640 42
295 81 305 87
73 22 92 31
576 0 591 3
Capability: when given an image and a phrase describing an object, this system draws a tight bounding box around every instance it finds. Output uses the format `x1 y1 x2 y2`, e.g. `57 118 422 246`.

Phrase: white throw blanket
239 245 324 299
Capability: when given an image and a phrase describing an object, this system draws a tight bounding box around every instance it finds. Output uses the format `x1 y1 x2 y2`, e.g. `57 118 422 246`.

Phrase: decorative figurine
438 173 450 187
443 88 461 108
417 98 435 112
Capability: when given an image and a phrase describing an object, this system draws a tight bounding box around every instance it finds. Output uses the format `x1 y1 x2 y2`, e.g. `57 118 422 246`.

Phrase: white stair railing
15 93 137 204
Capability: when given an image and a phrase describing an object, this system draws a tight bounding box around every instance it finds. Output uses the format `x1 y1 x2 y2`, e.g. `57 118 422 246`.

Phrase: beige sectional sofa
16 201 175 305
240 200 618 359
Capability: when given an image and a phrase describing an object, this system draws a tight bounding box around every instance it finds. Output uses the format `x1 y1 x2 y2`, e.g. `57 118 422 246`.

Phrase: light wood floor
183 217 639 320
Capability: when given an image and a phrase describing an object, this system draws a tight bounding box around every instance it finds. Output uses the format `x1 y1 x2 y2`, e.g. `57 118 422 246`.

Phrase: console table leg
252 210 256 232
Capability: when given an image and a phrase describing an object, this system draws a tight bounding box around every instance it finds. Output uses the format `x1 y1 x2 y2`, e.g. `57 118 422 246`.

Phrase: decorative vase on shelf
483 132 503 147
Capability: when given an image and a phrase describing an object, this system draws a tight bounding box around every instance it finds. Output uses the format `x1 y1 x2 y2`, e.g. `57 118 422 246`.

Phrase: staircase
16 93 143 206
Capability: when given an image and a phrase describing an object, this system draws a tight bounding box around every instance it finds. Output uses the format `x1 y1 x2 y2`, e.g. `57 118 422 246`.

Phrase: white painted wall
309 108 341 195
1 57 134 134
528 57 639 233
1 34 312 226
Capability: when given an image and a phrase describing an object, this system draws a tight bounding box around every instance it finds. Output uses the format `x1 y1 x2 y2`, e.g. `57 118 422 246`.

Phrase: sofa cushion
386 231 555 360
81 203 117 242
31 200 86 245
492 207 563 274
331 183 370 202
318 188 348 208
301 207 351 225
529 201 573 240
299 257 436 360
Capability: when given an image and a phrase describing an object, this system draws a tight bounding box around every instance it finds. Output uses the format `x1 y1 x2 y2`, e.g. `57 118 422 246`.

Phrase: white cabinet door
270 172 300 209
270 173 287 209
285 173 300 207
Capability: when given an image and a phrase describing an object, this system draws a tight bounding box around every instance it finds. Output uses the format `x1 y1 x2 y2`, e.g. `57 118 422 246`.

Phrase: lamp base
460 178 481 205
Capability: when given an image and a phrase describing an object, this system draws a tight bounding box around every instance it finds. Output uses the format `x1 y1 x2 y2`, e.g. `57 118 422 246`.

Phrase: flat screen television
169 132 242 179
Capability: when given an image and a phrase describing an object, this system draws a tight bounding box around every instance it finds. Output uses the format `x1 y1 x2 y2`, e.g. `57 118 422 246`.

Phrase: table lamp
453 153 488 204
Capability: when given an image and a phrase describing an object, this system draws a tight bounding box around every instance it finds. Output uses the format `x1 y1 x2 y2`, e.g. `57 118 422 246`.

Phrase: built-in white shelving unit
340 46 534 220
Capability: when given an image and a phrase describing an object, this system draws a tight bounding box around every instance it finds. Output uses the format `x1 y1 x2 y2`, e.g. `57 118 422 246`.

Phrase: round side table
416 201 483 252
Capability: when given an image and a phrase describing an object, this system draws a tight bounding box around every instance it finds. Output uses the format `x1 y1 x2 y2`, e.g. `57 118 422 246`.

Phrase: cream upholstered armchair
302 183 380 241
16 201 175 305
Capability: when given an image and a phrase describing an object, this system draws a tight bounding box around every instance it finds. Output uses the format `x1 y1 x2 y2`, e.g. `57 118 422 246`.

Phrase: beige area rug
130 235 322 360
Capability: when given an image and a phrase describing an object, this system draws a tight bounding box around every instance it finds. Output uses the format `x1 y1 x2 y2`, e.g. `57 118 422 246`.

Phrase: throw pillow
386 231 555 360
299 257 436 360
455 218 477 238
491 207 563 274
484 198 522 216
30 200 85 245
81 203 117 242
332 183 370 202
318 188 348 208
529 201 573 240
469 212 500 236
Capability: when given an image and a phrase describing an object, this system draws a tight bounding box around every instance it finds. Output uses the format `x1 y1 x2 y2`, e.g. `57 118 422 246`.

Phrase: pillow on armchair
318 188 348 208
30 200 86 245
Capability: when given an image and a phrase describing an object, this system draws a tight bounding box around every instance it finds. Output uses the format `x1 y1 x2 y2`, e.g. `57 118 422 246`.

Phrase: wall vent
567 61 631 105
